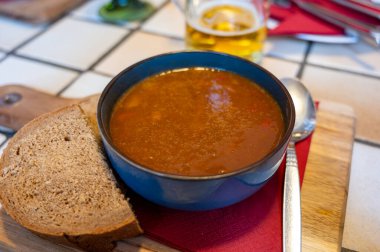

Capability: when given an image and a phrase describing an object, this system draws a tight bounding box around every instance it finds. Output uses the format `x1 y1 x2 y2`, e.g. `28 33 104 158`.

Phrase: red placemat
269 3 343 36
130 134 313 252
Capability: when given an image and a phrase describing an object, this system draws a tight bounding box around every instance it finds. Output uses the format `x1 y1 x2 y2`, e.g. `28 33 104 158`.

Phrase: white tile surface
71 0 167 28
0 134 6 145
142 2 185 39
61 71 111 98
0 52 6 61
95 31 184 76
0 16 44 52
17 18 128 70
308 41 380 77
0 56 78 94
301 64 380 115
342 142 380 252
264 37 308 62
260 57 300 79
301 64 380 144
0 140 9 156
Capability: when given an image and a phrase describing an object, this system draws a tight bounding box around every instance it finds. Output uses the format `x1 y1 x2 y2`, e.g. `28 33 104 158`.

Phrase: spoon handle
283 141 301 252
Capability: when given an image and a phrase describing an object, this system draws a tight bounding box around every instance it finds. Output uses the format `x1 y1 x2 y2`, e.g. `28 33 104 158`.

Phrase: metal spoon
281 78 316 252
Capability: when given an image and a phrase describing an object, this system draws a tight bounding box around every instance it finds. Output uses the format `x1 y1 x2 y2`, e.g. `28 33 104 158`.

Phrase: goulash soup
110 68 285 176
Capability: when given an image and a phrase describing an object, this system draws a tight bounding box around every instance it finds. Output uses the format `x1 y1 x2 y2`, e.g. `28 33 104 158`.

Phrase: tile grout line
69 0 166 29
92 69 115 78
296 41 313 79
1 2 85 97
87 0 171 71
12 54 84 73
304 61 380 80
341 247 359 252
55 71 87 97
137 29 313 67
7 27 54 56
139 29 184 41
5 0 90 56
56 0 171 96
0 2 90 114
86 30 135 71
2 0 379 127
264 54 308 65
294 42 380 150
6 5 77 56
7 9 138 77
68 14 134 28
3 3 379 84
3 0 157 99
0 53 7 64
0 3 379 251
2 0 379 82
355 138 380 148
69 0 170 29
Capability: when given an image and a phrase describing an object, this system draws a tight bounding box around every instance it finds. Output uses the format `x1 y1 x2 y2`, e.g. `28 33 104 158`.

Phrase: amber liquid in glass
186 1 266 62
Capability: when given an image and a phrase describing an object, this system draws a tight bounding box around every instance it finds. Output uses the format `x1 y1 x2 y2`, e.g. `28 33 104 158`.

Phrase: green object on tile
99 0 154 22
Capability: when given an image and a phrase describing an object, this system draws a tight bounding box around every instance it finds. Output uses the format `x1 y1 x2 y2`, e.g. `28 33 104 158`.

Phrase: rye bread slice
0 101 142 251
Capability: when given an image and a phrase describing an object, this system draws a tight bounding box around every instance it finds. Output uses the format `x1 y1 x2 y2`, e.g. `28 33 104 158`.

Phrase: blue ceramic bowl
97 51 295 211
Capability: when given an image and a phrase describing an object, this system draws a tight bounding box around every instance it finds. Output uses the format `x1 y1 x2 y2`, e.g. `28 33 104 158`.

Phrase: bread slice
0 100 142 252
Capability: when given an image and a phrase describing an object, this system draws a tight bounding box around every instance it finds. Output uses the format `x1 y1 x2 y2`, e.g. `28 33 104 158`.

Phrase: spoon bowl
282 78 316 141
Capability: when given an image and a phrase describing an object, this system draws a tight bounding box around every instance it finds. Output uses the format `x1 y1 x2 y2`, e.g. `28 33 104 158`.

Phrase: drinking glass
174 0 270 62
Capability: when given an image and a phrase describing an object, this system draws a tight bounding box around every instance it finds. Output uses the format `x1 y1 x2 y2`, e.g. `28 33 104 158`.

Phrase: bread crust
0 102 142 252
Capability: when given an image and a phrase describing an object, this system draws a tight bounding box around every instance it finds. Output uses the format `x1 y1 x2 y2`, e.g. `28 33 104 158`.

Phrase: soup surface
110 68 285 176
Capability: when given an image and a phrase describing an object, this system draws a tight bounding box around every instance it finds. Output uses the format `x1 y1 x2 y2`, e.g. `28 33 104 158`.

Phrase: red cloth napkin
130 134 313 252
269 3 344 35
269 0 380 36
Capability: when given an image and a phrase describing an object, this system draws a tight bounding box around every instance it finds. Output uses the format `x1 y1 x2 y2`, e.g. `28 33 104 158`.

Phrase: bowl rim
97 50 295 181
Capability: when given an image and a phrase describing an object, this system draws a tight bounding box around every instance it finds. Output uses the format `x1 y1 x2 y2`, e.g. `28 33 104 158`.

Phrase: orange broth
110 68 285 176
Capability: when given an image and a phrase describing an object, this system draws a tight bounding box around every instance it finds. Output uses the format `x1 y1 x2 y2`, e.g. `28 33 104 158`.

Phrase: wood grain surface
0 93 356 251
0 85 79 133
302 100 355 252
0 0 85 23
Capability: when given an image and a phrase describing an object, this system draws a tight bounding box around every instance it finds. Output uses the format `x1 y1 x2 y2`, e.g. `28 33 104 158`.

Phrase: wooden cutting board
0 85 355 251
0 0 85 23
